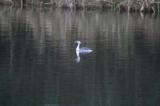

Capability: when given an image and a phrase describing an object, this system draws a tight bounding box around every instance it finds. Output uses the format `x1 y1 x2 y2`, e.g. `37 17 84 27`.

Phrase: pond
0 7 160 106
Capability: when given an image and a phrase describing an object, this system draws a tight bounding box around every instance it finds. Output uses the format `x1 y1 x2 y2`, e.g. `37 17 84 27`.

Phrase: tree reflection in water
0 7 160 106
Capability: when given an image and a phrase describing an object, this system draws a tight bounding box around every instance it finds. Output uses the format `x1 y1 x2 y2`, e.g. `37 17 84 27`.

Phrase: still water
0 7 160 106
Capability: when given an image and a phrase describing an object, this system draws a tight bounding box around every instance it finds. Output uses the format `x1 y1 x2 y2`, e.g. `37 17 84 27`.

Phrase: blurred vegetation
0 0 160 13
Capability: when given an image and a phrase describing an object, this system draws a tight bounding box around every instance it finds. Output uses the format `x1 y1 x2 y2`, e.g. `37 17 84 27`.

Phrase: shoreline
0 0 159 14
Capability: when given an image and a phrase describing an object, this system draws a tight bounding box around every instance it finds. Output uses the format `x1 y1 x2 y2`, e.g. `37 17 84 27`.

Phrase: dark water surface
0 7 160 106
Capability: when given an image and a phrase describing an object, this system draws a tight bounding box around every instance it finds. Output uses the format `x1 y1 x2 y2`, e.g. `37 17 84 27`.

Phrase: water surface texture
0 7 160 106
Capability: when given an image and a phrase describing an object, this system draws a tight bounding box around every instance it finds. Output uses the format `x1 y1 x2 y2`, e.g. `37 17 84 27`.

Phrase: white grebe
75 41 93 53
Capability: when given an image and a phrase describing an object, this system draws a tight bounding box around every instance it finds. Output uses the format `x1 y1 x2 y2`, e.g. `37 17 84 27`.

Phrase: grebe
75 41 93 53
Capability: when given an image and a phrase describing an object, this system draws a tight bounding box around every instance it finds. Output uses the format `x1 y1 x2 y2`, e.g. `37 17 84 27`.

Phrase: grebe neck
76 43 80 51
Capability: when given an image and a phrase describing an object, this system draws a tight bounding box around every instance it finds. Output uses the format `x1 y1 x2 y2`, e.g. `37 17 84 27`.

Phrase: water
0 7 160 106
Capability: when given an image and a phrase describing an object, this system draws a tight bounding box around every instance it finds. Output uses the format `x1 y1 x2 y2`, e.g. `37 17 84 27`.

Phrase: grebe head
75 40 81 44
